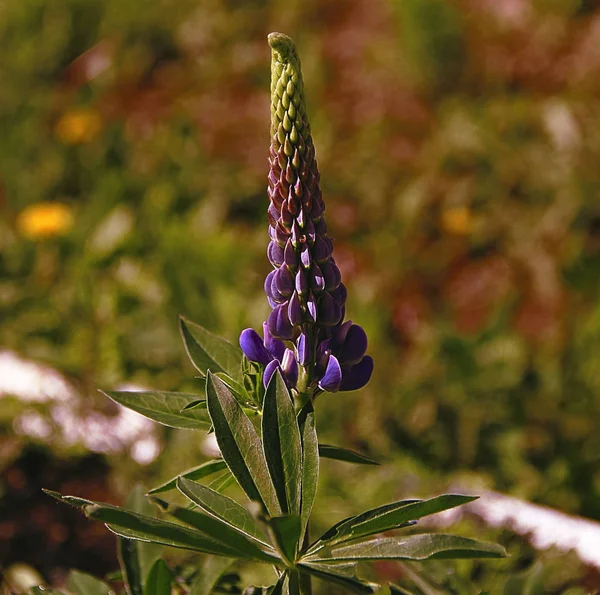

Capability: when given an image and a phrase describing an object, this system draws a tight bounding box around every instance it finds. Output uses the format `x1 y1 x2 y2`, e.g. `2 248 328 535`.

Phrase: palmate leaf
297 563 379 595
176 477 269 546
303 534 506 563
298 403 318 543
143 559 171 595
153 500 277 563
45 490 247 558
65 570 112 595
118 486 163 595
148 460 227 495
262 370 302 516
206 371 281 516
318 444 379 466
308 494 477 552
180 317 243 383
103 390 209 430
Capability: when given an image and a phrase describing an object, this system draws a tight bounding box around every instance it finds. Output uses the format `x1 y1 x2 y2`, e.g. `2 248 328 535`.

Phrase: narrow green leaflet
148 460 227 495
177 477 269 546
318 444 379 466
143 560 171 595
308 494 477 552
262 371 302 515
180 317 243 382
162 504 277 563
118 486 163 595
103 390 209 430
118 538 143 595
206 371 281 516
297 564 379 595
297 403 318 542
266 514 302 565
214 372 251 403
270 572 289 595
190 557 234 595
304 534 506 563
208 470 236 493
69 498 246 557
66 570 112 595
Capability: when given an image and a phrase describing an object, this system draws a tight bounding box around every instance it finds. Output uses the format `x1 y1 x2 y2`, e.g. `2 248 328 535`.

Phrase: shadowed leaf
206 371 280 516
180 317 243 382
148 460 227 494
262 370 302 515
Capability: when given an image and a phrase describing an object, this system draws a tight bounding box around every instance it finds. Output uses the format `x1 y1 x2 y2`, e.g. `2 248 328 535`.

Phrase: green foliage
47 318 505 594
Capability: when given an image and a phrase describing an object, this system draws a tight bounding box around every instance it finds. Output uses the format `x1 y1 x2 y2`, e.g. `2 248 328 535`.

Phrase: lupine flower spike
240 32 373 397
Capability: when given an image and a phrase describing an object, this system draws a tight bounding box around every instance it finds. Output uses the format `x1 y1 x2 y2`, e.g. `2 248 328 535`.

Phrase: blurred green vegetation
2 0 600 591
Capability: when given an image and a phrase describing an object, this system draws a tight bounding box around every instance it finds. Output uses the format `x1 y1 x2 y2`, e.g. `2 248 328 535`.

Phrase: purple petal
274 266 294 297
322 261 341 290
313 236 332 262
314 218 327 236
268 203 280 226
284 239 298 269
310 264 325 294
281 348 298 387
330 282 347 308
300 243 311 268
297 332 311 366
318 291 342 327
329 320 353 351
305 219 316 244
297 207 306 228
264 270 277 301
263 321 285 362
280 204 293 228
268 241 284 267
239 329 273 365
288 291 304 327
339 356 374 392
267 303 294 340
306 292 318 322
295 269 308 295
318 354 342 392
336 324 368 366
263 359 280 388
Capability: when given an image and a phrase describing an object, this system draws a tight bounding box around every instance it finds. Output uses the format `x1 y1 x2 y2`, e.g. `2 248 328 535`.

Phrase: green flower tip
268 32 297 63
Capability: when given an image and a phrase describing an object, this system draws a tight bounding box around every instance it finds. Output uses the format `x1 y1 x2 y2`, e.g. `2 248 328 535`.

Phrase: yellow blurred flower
17 202 74 239
441 206 473 235
55 108 102 145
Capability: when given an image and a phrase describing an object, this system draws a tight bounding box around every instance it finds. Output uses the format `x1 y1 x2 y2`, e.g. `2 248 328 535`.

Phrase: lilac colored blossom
239 33 373 395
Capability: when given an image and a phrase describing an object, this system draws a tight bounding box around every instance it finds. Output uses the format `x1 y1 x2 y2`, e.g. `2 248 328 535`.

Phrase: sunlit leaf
180 317 243 382
177 477 269 546
103 390 209 430
206 371 280 516
309 494 477 552
262 370 302 515
298 403 318 543
304 533 506 563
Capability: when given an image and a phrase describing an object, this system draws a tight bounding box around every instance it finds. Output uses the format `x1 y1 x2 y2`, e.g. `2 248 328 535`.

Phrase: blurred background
2 0 600 592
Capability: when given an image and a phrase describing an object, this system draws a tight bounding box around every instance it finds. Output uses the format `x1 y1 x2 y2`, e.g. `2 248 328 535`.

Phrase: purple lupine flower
239 33 373 395
239 325 298 389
